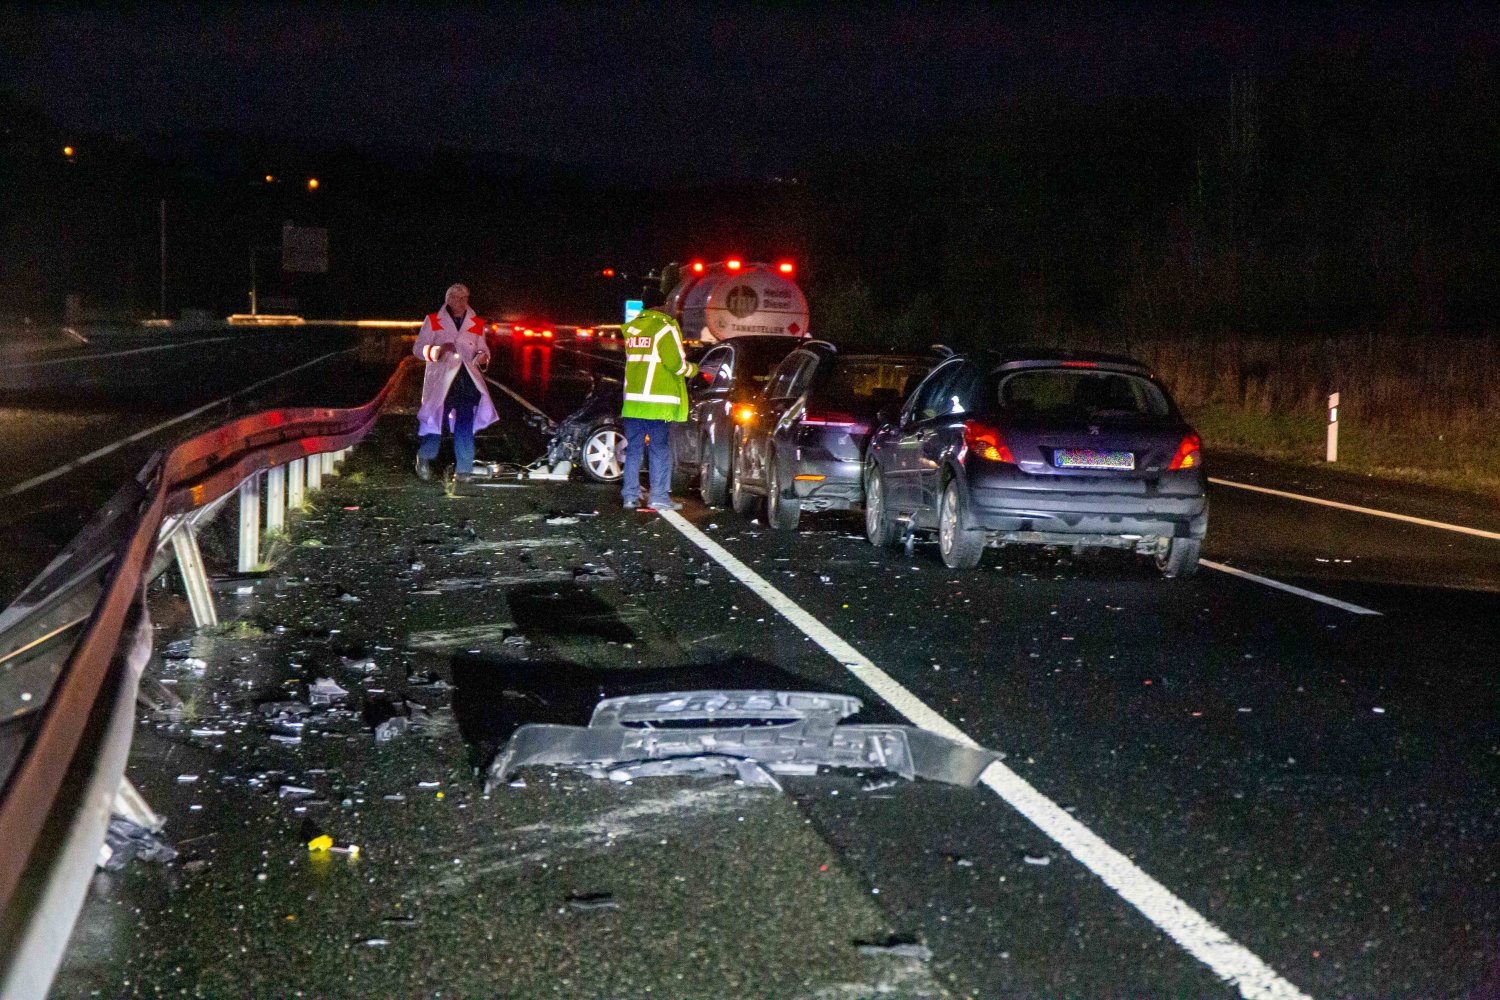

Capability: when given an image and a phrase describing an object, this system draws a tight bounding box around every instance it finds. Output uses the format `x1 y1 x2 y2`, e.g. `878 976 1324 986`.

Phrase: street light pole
158 199 167 318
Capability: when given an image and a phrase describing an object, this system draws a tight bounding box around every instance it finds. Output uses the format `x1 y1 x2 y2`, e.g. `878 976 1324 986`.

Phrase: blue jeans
418 400 477 473
621 418 673 503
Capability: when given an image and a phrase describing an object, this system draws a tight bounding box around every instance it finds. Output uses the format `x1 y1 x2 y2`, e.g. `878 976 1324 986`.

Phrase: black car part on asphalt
731 343 935 530
864 348 1207 576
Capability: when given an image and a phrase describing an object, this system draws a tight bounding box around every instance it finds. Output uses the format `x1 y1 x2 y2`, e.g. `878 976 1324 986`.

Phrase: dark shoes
414 456 433 481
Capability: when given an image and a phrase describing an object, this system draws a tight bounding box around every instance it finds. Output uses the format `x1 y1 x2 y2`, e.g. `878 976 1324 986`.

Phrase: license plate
1054 448 1134 470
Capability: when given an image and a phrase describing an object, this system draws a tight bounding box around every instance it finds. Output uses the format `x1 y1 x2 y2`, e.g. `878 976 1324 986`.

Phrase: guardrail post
322 451 337 477
266 464 286 534
170 525 218 628
306 453 323 492
288 458 306 510
1326 391 1340 463
237 474 261 573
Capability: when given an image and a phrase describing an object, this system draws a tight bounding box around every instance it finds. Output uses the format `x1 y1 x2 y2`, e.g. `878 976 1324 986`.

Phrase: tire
765 450 801 531
580 425 624 483
864 466 900 547
937 478 984 569
730 432 759 517
1156 537 1201 579
700 434 730 507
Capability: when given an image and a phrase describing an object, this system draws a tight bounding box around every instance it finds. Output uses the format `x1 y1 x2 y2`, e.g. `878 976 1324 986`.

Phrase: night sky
3 3 1494 181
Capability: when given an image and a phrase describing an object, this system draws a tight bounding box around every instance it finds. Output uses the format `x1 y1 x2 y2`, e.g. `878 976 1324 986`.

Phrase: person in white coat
413 283 499 481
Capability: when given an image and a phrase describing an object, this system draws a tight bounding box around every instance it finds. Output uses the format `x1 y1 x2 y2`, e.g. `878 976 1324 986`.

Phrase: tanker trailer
662 261 809 342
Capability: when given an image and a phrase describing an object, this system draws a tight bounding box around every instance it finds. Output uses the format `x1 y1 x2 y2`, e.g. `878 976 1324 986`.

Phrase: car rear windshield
816 359 930 411
993 368 1171 421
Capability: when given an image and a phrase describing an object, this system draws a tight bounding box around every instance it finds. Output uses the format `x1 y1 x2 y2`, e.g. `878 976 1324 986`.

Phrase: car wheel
1156 537 1201 579
864 466 899 547
730 433 758 517
700 434 729 507
765 450 801 531
938 478 984 569
581 425 624 483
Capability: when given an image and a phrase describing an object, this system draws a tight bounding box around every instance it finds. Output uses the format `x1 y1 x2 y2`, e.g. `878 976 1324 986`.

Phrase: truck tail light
963 420 1016 463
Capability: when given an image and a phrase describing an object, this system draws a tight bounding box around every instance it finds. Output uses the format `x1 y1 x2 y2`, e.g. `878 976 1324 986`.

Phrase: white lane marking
656 508 1313 1000
1210 476 1500 542
2 348 355 497
1200 559 1381 616
484 377 549 418
8 335 241 369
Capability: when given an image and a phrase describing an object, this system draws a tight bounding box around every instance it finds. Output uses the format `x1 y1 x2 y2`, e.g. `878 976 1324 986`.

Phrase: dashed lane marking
2 348 355 497
657 508 1314 1000
1210 476 1500 542
1200 560 1381 615
7 335 243 369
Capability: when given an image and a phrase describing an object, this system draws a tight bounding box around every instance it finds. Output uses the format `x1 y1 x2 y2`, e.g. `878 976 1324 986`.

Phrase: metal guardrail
0 357 414 999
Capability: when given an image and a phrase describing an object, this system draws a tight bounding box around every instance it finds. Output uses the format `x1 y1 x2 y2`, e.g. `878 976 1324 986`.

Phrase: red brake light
963 420 1016 463
542 329 554 339
1168 433 1201 470
778 261 794 274
1060 361 1098 368
692 261 705 273
726 259 742 271
801 410 865 430
601 268 615 277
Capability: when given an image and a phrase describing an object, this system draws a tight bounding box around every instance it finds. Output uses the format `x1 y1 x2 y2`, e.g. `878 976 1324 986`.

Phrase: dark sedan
731 344 933 530
671 335 806 505
864 349 1207 576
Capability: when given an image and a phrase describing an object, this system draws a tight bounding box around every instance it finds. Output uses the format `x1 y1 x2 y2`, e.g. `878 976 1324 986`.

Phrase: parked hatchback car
731 343 933 530
864 349 1206 576
670 334 807 505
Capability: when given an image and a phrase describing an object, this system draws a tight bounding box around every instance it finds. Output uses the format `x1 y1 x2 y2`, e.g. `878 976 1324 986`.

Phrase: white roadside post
288 458 306 510
237 473 261 572
1326 392 1340 463
306 452 323 492
322 450 336 477
266 464 286 534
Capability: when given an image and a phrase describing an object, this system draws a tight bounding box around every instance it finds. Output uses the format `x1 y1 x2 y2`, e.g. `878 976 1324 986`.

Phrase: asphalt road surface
0 325 403 605
27 337 1500 997
480 342 1500 997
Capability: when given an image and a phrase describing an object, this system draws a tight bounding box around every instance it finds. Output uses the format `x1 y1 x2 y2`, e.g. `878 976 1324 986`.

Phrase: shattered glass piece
100 817 178 871
309 678 349 706
601 755 783 791
374 716 410 743
856 941 933 962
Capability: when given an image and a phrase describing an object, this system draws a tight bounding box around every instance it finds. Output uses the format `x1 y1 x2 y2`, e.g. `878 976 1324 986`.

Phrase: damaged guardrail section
0 358 414 1000
486 689 1002 793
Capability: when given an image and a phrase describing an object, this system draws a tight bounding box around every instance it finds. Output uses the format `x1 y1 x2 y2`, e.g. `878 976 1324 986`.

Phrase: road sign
624 299 643 322
282 224 329 274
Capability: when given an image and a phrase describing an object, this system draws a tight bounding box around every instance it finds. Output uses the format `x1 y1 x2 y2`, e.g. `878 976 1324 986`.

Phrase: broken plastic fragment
307 834 333 852
565 892 619 912
309 678 349 706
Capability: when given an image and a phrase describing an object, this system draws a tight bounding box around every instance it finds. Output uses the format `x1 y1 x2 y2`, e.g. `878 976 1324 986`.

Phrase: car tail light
1060 361 1098 368
692 261 705 273
778 261 794 274
726 259 742 271
963 420 1016 463
1168 433 1201 470
542 330 554 339
734 405 756 423
578 328 593 338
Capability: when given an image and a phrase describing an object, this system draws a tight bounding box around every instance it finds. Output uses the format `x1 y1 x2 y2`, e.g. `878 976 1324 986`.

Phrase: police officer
620 306 697 510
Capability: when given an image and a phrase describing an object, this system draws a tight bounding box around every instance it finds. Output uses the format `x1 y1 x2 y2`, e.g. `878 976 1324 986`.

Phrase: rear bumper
791 458 863 511
967 485 1207 539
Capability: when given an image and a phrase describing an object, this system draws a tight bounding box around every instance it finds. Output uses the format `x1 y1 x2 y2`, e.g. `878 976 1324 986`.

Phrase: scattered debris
176 774 199 784
361 938 390 947
544 515 580 526
374 716 410 742
564 891 619 913
855 937 932 962
309 678 349 706
279 785 316 800
99 817 177 871
1022 853 1052 866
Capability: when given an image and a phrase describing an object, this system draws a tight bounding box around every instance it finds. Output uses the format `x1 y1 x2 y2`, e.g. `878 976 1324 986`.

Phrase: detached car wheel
1156 537 1201 579
864 466 900 548
765 451 801 531
938 479 984 569
700 435 730 507
580 425 624 483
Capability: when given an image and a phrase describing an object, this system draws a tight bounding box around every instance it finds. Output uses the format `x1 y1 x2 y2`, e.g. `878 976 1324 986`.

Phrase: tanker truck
661 260 810 342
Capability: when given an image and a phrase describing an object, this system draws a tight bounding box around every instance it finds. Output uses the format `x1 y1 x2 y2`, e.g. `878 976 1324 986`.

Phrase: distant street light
265 174 275 183
62 145 74 157
306 177 320 191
